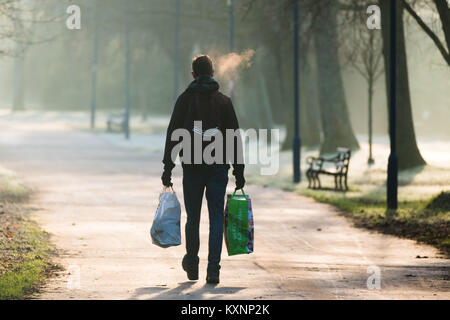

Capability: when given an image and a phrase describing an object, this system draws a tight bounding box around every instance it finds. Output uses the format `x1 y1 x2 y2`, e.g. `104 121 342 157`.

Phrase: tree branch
403 0 450 66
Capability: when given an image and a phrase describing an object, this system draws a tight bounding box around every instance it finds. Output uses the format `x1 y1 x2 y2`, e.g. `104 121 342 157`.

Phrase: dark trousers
182 167 229 271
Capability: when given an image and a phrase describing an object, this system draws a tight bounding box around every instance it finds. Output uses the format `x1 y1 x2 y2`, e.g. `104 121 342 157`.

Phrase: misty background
0 0 449 152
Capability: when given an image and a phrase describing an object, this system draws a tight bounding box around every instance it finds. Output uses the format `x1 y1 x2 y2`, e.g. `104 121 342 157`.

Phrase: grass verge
246 151 450 258
0 168 58 300
301 189 450 257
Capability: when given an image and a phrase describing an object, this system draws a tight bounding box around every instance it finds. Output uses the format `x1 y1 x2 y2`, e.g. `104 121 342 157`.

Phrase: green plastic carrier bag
224 189 254 256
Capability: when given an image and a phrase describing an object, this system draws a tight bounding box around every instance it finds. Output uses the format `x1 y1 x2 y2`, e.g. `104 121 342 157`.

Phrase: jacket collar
186 75 219 94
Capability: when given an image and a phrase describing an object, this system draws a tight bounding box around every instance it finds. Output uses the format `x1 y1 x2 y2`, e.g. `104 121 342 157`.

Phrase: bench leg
341 176 344 191
344 175 348 191
306 169 311 188
315 173 321 189
312 172 317 189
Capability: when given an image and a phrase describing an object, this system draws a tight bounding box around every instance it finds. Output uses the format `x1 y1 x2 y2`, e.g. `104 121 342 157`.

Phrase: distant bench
306 147 351 191
106 109 126 133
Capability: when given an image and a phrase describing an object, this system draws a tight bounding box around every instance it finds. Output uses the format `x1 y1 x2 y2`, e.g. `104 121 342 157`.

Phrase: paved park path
0 117 448 299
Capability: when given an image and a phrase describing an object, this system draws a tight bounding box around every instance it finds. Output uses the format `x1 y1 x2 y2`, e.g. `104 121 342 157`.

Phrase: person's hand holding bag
161 168 173 187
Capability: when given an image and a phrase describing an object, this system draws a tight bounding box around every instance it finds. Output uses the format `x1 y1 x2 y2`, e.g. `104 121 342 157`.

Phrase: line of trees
244 0 448 170
1 0 449 171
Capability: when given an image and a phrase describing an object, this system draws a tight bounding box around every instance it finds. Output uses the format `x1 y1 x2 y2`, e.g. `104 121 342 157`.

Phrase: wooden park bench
306 147 351 191
106 109 127 133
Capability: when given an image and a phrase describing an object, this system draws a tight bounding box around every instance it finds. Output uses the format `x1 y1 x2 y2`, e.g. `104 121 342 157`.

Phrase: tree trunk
300 53 321 147
258 69 274 131
379 0 426 170
312 0 360 154
267 43 286 124
281 41 322 150
368 75 374 164
280 44 295 150
12 51 26 111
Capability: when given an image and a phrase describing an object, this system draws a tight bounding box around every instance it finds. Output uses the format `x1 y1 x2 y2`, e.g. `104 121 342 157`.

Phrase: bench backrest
336 148 351 174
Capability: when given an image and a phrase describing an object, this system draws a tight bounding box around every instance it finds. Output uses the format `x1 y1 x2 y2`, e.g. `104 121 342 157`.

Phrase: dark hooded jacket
162 75 244 177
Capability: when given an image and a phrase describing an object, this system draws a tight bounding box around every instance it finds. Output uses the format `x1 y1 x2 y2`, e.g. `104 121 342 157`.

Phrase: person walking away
161 55 245 284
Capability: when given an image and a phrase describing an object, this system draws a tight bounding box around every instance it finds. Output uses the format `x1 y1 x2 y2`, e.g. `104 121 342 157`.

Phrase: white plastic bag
150 189 181 248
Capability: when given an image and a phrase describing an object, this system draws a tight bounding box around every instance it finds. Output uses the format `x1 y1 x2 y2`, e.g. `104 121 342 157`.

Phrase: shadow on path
132 281 246 300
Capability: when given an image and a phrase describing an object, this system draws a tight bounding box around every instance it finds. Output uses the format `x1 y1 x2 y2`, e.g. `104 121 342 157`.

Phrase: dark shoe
206 268 220 284
182 256 199 281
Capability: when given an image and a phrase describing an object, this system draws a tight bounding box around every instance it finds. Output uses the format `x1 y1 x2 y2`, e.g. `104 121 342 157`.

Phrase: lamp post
173 0 180 103
387 0 398 209
230 0 234 52
124 22 131 140
293 0 301 183
90 1 99 129
229 0 235 100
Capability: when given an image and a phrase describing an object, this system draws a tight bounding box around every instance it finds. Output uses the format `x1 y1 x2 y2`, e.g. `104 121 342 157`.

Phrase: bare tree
345 18 384 164
1 0 62 111
339 0 427 169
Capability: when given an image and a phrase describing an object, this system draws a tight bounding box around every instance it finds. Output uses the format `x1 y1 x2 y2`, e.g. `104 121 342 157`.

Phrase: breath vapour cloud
215 49 255 80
